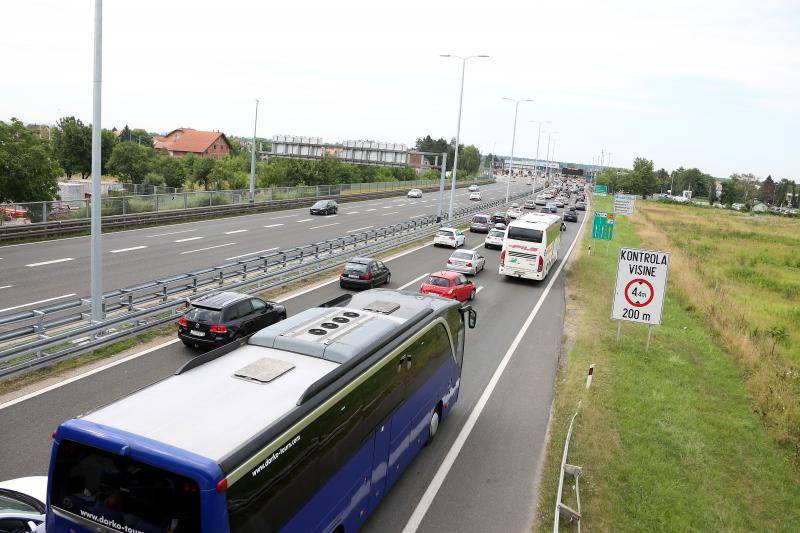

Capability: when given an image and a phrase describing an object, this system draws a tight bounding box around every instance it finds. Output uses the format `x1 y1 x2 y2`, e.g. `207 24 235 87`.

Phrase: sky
2 0 798 178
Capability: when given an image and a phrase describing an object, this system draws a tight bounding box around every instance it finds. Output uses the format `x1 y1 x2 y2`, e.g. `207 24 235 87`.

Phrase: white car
407 188 423 198
446 249 486 275
507 206 523 219
484 228 505 249
433 228 466 248
469 192 482 201
0 476 47 531
468 184 479 192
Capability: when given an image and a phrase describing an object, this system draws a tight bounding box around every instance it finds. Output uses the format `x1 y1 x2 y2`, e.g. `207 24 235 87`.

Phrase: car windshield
311 201 327 208
508 226 543 243
0 491 39 512
451 251 473 260
489 230 505 237
185 306 221 323
426 276 451 287
437 230 454 237
473 216 488 223
344 262 368 273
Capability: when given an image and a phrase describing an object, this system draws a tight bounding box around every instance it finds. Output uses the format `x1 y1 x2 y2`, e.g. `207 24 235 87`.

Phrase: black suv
178 291 286 348
310 200 338 215
340 257 391 290
490 212 509 226
563 207 578 222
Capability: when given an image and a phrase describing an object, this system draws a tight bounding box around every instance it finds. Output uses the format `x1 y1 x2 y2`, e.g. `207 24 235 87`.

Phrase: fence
1 178 488 225
0 188 535 381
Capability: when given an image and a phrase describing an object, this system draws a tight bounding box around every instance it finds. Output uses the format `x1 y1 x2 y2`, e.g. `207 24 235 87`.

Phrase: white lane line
398 272 429 290
382 206 393 209
346 212 360 215
109 246 147 254
263 223 285 229
476 286 484 293
180 242 237 255
269 214 298 220
225 229 249 235
323 215 339 218
0 293 77 313
226 247 279 261
0 285 12 290
366 208 377 212
308 222 340 230
25 258 74 267
381 211 399 216
401 204 588 533
174 236 203 243
348 226 373 232
146 229 197 238
296 218 313 223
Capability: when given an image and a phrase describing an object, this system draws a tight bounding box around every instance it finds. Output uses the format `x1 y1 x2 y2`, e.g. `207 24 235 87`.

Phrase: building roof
154 128 229 154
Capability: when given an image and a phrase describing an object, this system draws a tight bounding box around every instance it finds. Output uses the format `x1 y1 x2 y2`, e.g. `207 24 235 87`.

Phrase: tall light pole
90 0 103 323
545 131 558 184
440 54 489 220
250 99 259 203
502 97 533 202
530 119 550 192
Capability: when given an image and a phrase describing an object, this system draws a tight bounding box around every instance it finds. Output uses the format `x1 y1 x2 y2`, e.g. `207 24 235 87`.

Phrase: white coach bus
498 212 563 281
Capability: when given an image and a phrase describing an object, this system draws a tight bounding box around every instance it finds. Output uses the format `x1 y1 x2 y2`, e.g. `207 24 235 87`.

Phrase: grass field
535 196 800 532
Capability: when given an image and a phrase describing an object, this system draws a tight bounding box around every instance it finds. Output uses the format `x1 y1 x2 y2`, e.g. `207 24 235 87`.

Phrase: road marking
0 293 78 313
268 214 298 220
401 204 588 533
226 247 279 261
109 246 147 253
225 229 249 235
180 242 237 255
382 206 393 209
398 272 429 290
476 286 484 293
0 338 182 411
146 229 197 238
263 223 284 228
366 208 377 212
296 218 313 223
346 211 360 215
25 257 74 267
348 226 373 232
323 215 338 218
174 236 203 243
381 211 399 216
0 285 12 290
308 222 340 230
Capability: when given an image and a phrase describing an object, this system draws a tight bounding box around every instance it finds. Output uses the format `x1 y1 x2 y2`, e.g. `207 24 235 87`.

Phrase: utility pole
250 99 259 202
90 0 103 323
502 97 533 202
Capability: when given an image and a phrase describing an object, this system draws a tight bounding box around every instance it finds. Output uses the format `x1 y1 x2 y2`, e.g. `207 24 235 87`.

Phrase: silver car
469 214 491 233
447 249 486 275
407 188 423 198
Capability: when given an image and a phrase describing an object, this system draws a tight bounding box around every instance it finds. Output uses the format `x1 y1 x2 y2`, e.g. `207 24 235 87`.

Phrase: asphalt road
0 194 587 532
0 181 530 315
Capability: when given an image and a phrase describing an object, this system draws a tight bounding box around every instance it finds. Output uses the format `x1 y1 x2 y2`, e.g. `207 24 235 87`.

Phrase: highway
0 188 586 532
0 181 529 315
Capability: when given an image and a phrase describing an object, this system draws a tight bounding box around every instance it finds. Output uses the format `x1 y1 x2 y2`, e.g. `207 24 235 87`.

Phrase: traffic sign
592 211 615 240
594 184 607 195
613 194 636 215
612 248 670 325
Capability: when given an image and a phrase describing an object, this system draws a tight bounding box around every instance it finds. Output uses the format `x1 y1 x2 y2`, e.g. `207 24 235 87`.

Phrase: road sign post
612 248 671 349
613 194 635 215
592 211 615 240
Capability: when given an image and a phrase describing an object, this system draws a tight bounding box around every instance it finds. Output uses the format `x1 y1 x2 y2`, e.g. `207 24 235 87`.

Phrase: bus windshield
51 440 201 533
507 226 543 243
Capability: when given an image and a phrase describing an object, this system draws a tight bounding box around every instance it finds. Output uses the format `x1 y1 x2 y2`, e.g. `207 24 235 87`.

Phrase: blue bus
47 289 476 532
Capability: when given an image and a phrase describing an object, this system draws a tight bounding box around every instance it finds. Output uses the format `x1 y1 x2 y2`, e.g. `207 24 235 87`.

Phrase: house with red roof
154 128 231 159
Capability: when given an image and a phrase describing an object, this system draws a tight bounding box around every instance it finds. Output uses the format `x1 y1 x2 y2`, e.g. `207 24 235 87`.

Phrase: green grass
535 196 800 532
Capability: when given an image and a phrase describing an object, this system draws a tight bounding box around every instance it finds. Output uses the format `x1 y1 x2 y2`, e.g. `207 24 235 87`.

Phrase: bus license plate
190 330 205 337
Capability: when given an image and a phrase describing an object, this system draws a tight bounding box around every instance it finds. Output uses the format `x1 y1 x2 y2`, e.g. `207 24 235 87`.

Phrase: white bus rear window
507 227 543 243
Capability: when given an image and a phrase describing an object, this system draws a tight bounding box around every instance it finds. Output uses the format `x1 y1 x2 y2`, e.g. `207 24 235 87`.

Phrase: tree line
595 157 798 208
1 117 472 203
414 135 482 174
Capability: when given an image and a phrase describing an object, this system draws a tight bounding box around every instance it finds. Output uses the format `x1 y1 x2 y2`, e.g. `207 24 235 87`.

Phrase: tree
655 168 669 193
619 157 656 198
190 157 216 190
0 118 62 202
720 180 744 205
775 178 791 206
729 173 759 204
596 168 620 193
708 181 717 205
758 175 775 204
460 145 481 174
671 167 712 198
207 160 234 190
153 154 186 189
52 116 91 178
101 129 118 175
107 142 153 184
143 171 165 187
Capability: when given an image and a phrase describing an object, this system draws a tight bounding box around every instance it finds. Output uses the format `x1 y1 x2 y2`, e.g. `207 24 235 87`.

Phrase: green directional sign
592 211 615 240
594 184 608 195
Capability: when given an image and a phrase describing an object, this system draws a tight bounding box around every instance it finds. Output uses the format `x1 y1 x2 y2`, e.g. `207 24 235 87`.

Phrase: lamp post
249 99 259 203
440 54 489 220
502 97 533 202
530 119 550 192
90 0 103 322
545 131 559 184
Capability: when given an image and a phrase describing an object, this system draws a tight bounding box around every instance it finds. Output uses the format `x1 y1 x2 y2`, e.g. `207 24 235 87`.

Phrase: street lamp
545 130 559 184
440 54 489 220
502 97 533 203
529 119 550 192
90 0 103 322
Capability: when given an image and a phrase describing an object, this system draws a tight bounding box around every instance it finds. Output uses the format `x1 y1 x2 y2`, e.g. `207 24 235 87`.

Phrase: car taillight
210 325 228 334
447 259 452 264
538 256 544 273
363 270 372 280
500 250 506 266
466 262 473 267
178 317 187 327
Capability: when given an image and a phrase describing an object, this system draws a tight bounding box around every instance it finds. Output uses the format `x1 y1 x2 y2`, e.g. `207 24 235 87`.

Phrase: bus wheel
426 404 442 445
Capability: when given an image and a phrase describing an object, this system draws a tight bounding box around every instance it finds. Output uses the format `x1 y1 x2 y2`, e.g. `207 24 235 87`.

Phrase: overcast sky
2 0 798 178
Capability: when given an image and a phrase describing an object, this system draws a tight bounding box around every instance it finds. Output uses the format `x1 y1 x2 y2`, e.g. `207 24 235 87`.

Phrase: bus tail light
537 256 544 273
210 325 228 334
178 317 187 327
216 478 228 492
500 250 506 266
466 262 473 267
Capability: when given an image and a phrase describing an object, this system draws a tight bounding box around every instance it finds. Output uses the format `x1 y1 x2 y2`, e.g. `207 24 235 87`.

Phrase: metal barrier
0 178 493 241
554 405 583 532
0 189 535 380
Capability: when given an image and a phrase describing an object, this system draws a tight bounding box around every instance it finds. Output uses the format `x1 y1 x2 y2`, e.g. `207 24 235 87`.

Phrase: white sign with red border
612 248 670 325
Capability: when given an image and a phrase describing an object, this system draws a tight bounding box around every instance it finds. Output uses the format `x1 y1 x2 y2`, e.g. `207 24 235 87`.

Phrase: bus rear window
51 440 200 533
507 227 543 243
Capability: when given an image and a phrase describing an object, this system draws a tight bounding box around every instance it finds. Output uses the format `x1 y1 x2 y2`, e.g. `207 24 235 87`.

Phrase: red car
0 204 28 219
418 270 476 302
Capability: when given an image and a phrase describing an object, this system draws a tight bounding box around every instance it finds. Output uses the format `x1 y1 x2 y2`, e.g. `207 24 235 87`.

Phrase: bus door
368 417 392 514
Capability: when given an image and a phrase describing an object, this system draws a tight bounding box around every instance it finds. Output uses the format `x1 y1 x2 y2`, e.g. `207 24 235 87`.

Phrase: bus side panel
369 418 392 513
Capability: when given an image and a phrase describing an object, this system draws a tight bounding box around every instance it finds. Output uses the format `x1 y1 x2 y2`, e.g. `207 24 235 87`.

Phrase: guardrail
0 189 536 380
0 178 493 241
553 405 584 532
